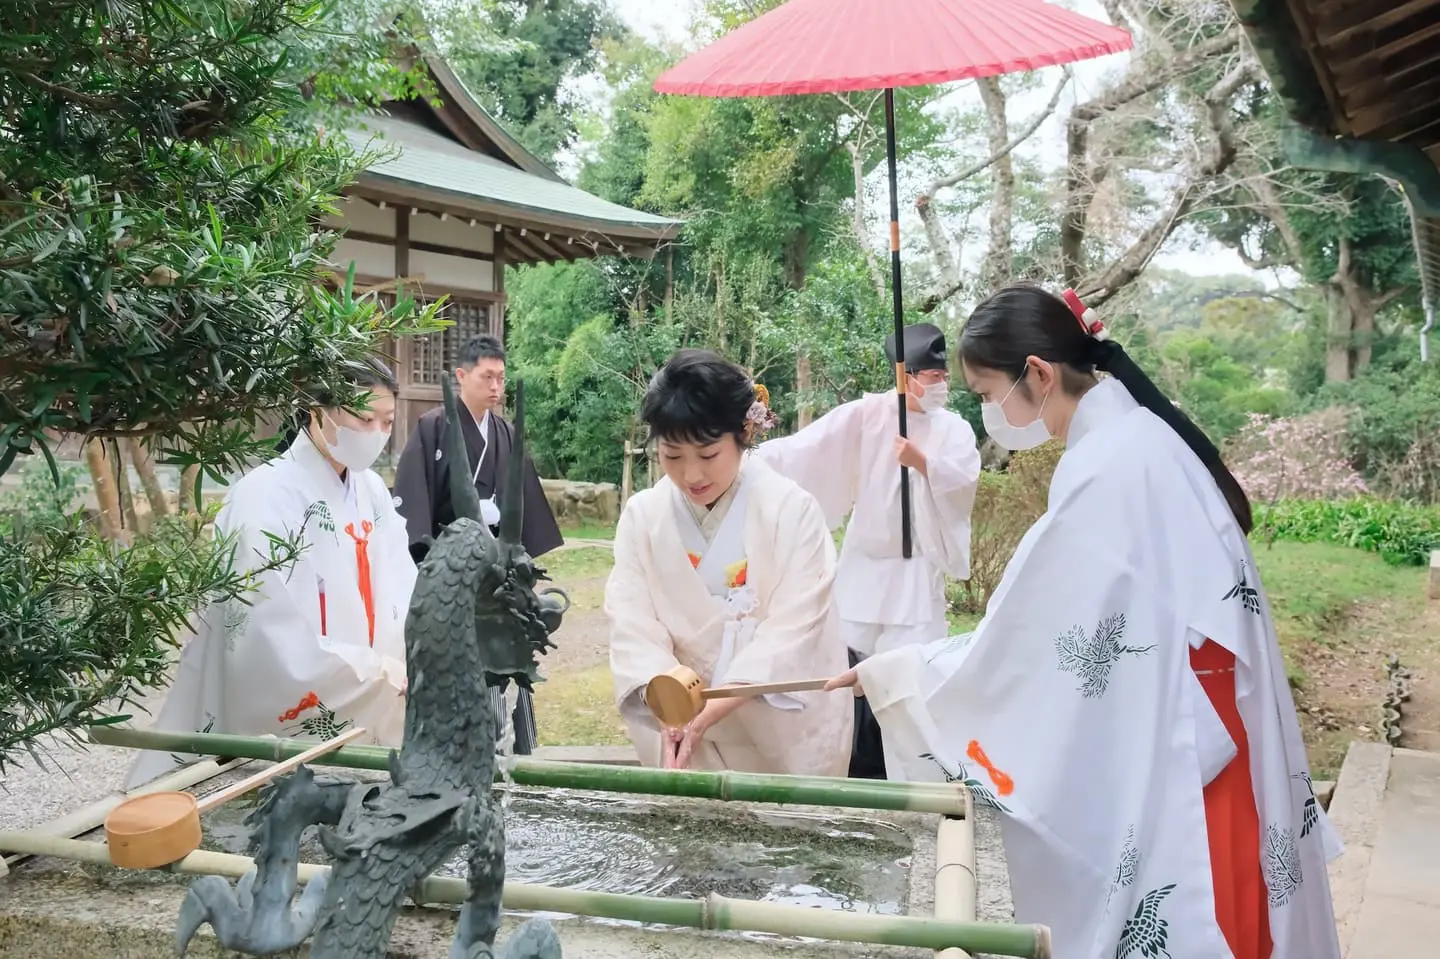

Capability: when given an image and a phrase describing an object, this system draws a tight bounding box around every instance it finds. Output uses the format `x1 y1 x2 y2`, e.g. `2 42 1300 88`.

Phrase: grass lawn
533 528 1434 779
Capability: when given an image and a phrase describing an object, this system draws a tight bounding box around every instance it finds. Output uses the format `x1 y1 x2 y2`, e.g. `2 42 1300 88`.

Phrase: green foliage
0 0 444 481
949 444 1063 614
1310 345 1440 502
1257 498 1440 567
0 503 302 770
0 457 83 534
0 0 445 764
437 0 623 164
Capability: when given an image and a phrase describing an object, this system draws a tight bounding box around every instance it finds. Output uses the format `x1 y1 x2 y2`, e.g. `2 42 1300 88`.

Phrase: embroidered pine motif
303 500 336 535
920 751 1010 813
1293 771 1319 838
724 559 748 588
277 690 352 739
294 701 351 740
1054 613 1155 699
1262 823 1303 907
1222 559 1262 615
1107 826 1140 903
1114 884 1176 959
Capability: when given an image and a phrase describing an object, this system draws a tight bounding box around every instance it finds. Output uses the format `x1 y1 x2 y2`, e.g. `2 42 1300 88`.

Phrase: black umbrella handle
885 87 913 560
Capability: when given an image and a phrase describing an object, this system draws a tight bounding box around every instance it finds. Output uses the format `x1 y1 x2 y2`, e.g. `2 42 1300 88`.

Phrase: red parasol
655 0 1131 557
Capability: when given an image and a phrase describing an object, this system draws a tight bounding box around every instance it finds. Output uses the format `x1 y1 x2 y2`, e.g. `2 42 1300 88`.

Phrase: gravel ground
0 681 168 834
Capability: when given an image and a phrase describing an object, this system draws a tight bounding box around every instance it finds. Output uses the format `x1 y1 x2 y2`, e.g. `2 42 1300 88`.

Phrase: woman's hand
660 726 685 769
825 668 864 697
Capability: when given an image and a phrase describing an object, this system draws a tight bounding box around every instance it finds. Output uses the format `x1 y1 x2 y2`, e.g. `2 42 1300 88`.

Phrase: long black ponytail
959 285 1253 534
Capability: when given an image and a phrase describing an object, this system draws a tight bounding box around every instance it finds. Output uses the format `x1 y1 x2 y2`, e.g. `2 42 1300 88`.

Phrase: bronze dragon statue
176 377 567 959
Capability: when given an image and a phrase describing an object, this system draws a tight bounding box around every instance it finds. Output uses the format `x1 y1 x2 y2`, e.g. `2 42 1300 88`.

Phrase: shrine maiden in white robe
860 379 1341 958
125 431 415 789
756 391 980 655
606 458 852 776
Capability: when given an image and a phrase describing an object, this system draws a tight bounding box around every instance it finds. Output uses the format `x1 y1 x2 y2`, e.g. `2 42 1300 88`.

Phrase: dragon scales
176 377 568 959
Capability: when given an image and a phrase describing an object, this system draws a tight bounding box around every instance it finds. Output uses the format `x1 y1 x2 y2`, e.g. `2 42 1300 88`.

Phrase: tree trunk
84 439 126 542
664 248 674 324
976 77 1014 293
1324 284 1354 383
795 352 814 430
179 463 202 515
128 439 171 519
113 439 140 534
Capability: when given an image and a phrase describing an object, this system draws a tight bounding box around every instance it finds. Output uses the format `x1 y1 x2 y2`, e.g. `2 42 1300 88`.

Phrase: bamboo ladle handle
194 727 365 815
645 665 838 728
702 678 834 699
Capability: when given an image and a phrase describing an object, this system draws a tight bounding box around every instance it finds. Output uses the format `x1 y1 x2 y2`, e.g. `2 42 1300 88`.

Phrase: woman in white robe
126 359 415 788
829 287 1342 959
606 350 852 777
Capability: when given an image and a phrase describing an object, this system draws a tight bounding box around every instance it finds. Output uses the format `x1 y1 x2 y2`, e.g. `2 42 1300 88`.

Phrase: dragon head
439 375 566 690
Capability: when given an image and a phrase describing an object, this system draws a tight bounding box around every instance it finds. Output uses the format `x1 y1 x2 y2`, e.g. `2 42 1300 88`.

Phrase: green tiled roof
346 114 681 236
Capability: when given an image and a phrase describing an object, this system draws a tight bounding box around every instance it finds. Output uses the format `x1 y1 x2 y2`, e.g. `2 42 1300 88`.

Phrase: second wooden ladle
104 727 365 869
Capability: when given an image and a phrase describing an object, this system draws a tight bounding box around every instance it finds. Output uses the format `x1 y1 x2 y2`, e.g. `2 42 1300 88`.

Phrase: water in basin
201 786 912 916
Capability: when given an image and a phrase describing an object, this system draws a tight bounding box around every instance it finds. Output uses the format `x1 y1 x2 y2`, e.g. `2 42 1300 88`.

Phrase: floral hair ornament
744 382 780 440
1061 288 1111 342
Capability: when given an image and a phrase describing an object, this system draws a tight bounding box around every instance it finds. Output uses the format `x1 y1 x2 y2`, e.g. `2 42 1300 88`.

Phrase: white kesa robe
756 391 980 655
125 432 416 789
858 379 1342 958
605 458 852 777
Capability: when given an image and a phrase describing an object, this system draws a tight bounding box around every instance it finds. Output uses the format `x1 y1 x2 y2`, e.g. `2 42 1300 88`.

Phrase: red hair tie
1061 289 1110 341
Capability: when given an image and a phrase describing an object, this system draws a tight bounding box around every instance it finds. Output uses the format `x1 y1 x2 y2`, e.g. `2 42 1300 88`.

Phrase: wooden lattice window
408 296 499 386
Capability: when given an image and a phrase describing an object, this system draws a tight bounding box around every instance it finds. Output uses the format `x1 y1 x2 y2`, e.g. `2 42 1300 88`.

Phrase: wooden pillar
392 206 413 453
494 229 508 345
1428 550 1440 602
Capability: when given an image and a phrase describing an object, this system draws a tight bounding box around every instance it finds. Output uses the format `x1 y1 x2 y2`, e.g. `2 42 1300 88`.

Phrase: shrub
1226 408 1367 502
950 442 1062 613
1256 498 1440 566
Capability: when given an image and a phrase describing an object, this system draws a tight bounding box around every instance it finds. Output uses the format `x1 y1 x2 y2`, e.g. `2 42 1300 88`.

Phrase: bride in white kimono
829 287 1342 959
126 359 415 789
606 349 852 777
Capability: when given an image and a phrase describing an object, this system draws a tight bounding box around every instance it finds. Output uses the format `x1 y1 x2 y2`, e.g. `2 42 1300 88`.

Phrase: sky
600 0 1263 283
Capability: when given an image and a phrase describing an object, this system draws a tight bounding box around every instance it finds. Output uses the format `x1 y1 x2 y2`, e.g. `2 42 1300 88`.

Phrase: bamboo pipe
91 727 970 817
934 794 978 959
0 833 1051 958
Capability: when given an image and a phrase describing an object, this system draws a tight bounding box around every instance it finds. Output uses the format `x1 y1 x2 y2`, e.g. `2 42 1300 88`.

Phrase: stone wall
541 478 620 528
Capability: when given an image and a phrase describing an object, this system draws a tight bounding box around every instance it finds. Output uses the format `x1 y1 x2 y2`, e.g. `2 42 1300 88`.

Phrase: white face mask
981 374 1051 451
321 422 391 472
917 380 950 412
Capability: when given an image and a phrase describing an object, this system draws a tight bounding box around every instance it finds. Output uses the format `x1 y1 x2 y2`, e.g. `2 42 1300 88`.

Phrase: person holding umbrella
756 322 979 779
827 286 1342 959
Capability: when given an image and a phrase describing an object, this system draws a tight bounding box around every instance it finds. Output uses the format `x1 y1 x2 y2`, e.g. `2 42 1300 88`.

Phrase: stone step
1346 747 1440 957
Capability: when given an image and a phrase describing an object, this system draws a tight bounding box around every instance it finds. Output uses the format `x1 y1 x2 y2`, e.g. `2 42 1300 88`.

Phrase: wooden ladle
645 665 835 728
104 727 365 869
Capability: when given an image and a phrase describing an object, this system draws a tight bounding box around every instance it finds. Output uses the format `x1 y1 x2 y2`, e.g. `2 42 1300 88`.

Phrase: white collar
1066 378 1138 450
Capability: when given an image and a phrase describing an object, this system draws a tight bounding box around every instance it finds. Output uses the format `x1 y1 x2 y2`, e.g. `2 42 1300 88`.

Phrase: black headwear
884 323 948 373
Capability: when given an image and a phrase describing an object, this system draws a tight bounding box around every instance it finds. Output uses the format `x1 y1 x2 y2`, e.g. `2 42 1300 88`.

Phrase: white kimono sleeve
605 503 682 728
907 417 981 579
717 492 837 688
753 399 866 530
215 485 406 738
857 466 1233 958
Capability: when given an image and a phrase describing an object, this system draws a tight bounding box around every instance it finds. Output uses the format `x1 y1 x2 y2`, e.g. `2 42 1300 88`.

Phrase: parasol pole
884 87 914 560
